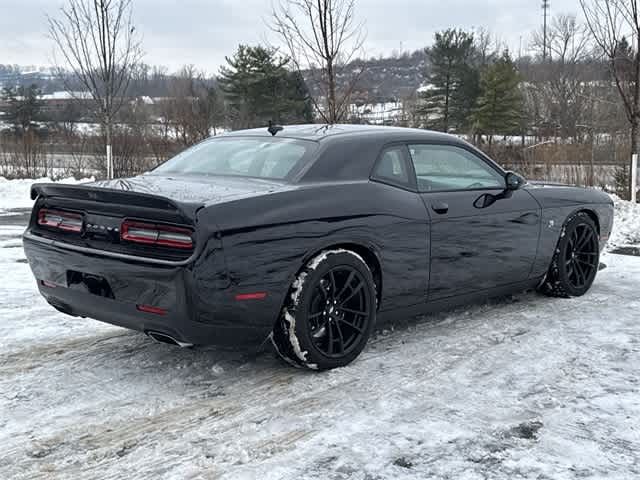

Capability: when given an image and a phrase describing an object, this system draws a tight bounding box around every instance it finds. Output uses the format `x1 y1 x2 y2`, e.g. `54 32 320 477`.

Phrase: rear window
153 137 317 180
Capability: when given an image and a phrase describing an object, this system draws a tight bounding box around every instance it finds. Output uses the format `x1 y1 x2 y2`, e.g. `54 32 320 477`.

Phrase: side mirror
505 171 525 191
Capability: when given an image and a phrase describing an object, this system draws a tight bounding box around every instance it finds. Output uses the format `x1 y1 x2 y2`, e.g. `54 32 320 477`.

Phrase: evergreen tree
473 51 523 144
218 45 313 129
454 64 481 131
420 29 479 133
2 84 42 133
288 70 315 124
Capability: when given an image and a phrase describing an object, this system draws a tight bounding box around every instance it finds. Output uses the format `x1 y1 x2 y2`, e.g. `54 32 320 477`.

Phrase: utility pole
542 0 550 60
519 35 523 60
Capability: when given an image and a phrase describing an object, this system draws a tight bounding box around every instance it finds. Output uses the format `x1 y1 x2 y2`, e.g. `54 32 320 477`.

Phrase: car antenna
268 121 283 136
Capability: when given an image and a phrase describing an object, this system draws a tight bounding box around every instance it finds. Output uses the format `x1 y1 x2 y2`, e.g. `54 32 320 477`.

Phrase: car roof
221 124 462 145
215 124 491 184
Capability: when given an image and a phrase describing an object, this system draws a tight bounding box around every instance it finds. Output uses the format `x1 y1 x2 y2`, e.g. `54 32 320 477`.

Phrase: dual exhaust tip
145 330 193 348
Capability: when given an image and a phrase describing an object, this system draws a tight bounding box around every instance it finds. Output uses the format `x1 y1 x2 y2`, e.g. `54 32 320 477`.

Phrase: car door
370 144 431 308
407 143 540 300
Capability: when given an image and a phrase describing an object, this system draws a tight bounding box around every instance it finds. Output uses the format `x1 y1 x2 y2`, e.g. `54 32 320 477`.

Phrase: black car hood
89 174 295 206
525 180 572 188
524 181 613 207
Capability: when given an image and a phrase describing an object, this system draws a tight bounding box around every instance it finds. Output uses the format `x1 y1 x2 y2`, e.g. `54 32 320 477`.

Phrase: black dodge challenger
23 125 614 370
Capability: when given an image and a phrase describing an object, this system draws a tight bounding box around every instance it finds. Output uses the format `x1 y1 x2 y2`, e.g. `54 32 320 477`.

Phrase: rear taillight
120 220 194 249
38 209 83 233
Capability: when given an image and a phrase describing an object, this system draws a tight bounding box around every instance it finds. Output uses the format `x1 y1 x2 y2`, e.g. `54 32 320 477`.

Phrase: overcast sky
0 0 581 73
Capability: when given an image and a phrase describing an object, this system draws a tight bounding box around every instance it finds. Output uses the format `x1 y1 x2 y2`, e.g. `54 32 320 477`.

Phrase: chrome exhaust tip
146 331 193 348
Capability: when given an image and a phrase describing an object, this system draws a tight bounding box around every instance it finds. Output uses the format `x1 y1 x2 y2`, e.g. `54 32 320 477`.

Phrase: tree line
1 0 640 198
0 44 316 178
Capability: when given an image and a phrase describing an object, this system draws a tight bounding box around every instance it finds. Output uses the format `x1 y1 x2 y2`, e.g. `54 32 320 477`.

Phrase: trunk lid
28 174 290 262
31 174 292 219
88 174 292 205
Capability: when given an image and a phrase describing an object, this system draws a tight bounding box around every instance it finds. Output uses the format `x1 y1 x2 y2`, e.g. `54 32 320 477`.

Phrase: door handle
432 201 449 215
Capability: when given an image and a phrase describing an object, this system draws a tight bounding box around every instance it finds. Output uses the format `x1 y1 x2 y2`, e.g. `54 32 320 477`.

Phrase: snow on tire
271 249 377 370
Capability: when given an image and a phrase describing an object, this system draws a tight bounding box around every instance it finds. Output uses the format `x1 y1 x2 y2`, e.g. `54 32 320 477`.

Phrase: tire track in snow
2 256 640 479
4 294 552 478
0 331 134 374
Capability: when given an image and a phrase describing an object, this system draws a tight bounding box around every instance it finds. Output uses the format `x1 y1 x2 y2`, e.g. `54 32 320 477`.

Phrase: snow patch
282 309 316 369
268 332 300 368
0 176 94 214
289 271 307 305
608 195 640 250
283 266 312 366
306 248 367 271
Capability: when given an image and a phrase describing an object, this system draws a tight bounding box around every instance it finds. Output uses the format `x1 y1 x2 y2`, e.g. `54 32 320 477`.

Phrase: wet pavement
0 208 31 227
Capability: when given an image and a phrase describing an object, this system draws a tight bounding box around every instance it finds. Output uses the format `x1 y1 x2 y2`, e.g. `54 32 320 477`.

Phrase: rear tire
540 212 600 298
272 249 376 370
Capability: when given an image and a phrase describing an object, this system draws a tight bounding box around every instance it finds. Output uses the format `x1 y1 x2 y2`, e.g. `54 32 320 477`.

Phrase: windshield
152 137 317 180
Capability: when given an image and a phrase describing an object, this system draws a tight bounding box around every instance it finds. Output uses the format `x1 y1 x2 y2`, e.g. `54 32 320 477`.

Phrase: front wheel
540 212 600 298
272 250 377 370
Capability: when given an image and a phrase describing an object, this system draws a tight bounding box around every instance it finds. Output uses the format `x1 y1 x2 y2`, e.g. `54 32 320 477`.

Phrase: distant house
0 90 93 116
38 91 94 116
348 101 403 125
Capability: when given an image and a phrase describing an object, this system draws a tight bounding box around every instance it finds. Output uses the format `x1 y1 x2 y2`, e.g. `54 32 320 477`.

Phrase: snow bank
0 176 94 213
609 195 640 249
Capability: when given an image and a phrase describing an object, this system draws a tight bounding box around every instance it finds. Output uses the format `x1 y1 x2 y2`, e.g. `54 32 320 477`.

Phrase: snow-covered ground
0 176 94 215
608 195 640 251
1 179 640 479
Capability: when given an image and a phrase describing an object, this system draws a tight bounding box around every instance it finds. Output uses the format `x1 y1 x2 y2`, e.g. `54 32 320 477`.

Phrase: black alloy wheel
308 266 371 358
272 250 376 370
541 212 600 298
564 222 599 290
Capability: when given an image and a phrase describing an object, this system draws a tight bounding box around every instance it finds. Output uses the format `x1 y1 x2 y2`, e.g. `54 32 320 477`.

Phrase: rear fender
276 235 384 315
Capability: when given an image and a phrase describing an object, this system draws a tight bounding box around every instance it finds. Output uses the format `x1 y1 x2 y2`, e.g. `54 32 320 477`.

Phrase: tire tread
272 249 374 370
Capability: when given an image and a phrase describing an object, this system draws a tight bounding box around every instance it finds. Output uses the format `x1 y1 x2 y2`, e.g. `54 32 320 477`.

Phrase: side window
408 144 505 192
371 146 411 188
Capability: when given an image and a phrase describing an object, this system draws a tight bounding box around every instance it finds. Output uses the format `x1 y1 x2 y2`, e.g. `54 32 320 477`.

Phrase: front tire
272 250 376 370
540 212 600 298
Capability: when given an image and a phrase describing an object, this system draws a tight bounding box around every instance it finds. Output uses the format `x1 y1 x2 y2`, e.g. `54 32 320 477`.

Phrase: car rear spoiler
31 183 202 223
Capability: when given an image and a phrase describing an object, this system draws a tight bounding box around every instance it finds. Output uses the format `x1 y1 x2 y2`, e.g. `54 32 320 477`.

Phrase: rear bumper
23 233 273 346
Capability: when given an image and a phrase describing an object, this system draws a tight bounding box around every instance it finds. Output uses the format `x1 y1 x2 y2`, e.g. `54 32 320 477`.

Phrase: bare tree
530 14 594 141
48 0 142 179
580 0 640 197
166 66 225 146
270 0 366 123
473 27 502 67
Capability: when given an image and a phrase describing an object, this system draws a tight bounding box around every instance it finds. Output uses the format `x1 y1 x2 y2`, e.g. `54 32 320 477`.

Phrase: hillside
302 50 428 103
1 49 430 102
349 50 429 101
